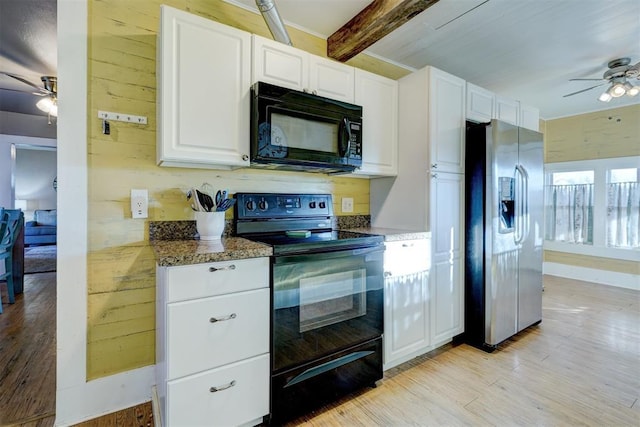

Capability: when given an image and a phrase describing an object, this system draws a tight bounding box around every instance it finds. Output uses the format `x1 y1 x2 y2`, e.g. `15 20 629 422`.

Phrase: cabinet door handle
210 380 236 393
209 264 236 272
384 271 392 278
402 243 414 248
242 154 249 161
431 173 438 179
210 313 237 323
431 163 438 168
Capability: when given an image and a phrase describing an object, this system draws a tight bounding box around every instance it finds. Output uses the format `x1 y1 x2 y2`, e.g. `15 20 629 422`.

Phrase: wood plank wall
543 104 640 276
86 0 408 379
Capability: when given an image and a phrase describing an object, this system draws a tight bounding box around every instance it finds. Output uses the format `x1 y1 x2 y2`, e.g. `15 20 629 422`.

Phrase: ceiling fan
563 57 640 102
1 71 58 119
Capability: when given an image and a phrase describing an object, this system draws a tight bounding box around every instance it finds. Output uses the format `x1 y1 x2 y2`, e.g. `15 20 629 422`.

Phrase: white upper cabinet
429 67 466 174
252 35 355 103
495 95 520 126
466 83 494 123
157 6 251 169
252 35 308 91
353 69 398 177
519 103 540 131
309 55 355 103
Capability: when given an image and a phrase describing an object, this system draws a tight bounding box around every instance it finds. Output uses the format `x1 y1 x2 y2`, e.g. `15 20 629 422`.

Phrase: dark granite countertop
345 227 431 242
152 237 272 267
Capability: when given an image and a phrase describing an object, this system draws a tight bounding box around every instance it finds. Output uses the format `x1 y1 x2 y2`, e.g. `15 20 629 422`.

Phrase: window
545 170 594 245
607 167 639 248
545 157 640 258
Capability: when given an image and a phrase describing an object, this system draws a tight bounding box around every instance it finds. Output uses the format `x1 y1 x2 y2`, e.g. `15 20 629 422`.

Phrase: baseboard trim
543 262 640 291
55 366 154 426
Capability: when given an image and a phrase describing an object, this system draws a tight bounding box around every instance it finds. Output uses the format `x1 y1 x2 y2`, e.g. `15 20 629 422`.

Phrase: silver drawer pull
210 380 236 393
402 243 415 248
209 313 237 323
384 271 392 278
209 265 236 272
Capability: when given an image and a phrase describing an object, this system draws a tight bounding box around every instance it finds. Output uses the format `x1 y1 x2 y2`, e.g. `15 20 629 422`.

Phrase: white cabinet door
253 36 356 101
519 103 540 131
431 257 463 344
384 270 430 370
252 35 308 91
167 354 269 427
166 288 269 380
466 83 494 123
495 96 520 126
353 68 398 177
430 172 464 344
429 68 466 174
157 5 251 169
383 239 431 370
309 55 355 102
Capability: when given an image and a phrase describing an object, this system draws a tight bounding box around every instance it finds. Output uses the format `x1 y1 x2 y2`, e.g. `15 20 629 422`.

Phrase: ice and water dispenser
499 177 515 232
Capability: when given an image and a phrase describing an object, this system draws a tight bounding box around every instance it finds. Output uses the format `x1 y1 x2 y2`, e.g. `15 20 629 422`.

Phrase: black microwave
250 81 363 174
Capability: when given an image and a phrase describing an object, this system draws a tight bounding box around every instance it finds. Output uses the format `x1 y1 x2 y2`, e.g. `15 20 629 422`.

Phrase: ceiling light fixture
36 95 57 117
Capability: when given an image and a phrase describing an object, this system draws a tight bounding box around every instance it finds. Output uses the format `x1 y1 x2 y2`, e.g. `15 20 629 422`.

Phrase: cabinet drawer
167 288 269 379
385 239 431 276
167 354 269 427
165 257 269 302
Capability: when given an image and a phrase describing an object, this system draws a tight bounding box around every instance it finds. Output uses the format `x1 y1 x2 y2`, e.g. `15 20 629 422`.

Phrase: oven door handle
274 244 384 264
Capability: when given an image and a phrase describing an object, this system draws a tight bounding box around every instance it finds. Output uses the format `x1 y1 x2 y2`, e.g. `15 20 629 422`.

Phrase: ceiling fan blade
0 71 51 94
563 83 606 98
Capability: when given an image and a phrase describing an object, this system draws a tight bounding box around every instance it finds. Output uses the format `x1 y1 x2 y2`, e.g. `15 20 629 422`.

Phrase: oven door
272 245 384 374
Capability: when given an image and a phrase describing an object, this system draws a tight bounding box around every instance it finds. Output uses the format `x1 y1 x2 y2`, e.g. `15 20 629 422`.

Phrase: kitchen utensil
216 198 236 212
215 190 227 208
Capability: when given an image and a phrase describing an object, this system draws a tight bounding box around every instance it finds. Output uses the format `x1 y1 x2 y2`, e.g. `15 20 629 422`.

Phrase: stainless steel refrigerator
464 119 543 351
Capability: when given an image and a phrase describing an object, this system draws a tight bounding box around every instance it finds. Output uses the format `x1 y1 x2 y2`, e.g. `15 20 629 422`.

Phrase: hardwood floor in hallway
1 274 638 426
0 272 56 427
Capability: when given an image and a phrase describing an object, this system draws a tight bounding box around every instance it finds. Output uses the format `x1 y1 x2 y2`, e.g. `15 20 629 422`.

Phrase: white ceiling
1 0 639 120
230 0 640 119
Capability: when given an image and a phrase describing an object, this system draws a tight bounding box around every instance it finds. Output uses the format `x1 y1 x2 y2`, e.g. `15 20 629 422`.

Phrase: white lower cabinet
156 257 270 427
430 172 464 345
166 354 269 427
383 239 432 370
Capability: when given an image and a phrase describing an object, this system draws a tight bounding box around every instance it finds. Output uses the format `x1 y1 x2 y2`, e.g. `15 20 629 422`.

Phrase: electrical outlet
341 197 354 213
131 189 148 219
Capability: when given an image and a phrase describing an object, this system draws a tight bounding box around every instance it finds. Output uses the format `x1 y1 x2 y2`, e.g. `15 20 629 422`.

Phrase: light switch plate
131 189 148 219
341 197 354 213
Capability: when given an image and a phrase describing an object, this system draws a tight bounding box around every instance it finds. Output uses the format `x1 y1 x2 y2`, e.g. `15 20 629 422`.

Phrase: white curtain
607 182 639 248
545 184 593 244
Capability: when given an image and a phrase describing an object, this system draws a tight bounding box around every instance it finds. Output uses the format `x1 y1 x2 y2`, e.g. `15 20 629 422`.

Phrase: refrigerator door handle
514 165 525 245
519 165 530 241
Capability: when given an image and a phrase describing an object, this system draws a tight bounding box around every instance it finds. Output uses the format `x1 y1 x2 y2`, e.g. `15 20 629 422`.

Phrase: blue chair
0 209 19 313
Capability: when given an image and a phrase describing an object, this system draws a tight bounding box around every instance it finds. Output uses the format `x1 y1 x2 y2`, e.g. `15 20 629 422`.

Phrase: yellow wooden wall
86 0 408 379
545 104 640 163
543 104 640 276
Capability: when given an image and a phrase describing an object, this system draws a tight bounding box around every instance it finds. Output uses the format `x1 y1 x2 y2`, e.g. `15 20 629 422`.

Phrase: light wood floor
1 275 638 426
287 275 640 426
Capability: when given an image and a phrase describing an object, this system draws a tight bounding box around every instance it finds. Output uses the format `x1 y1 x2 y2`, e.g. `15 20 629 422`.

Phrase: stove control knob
319 201 326 209
258 200 269 211
309 201 316 209
246 200 255 211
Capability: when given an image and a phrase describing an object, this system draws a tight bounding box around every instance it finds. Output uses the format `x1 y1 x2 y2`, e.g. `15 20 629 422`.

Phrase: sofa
25 209 57 246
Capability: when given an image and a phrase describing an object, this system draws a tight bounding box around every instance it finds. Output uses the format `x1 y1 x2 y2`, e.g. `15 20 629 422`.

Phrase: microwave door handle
340 118 352 157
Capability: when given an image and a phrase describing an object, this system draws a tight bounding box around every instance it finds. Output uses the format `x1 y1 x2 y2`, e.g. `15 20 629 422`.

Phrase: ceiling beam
327 0 440 62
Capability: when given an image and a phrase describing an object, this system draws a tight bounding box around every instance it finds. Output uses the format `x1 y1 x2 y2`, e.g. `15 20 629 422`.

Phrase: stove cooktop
234 193 382 255
245 230 383 255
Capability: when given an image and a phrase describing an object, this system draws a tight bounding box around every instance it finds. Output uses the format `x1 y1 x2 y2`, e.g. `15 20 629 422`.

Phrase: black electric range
234 192 385 424
234 192 383 254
